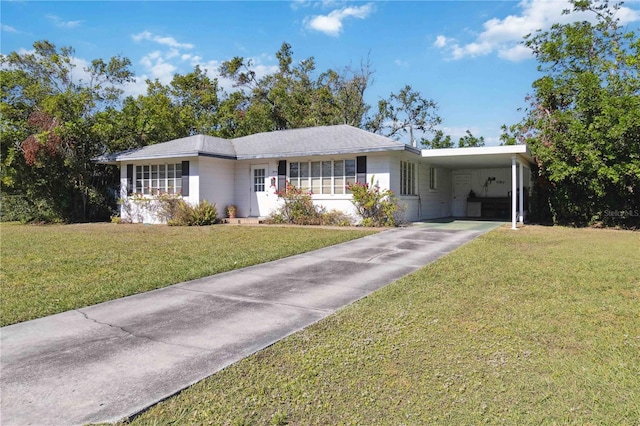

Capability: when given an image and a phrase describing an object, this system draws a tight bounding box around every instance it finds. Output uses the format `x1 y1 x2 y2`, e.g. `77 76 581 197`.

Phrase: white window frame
400 161 417 196
289 159 356 195
253 168 266 192
135 163 182 196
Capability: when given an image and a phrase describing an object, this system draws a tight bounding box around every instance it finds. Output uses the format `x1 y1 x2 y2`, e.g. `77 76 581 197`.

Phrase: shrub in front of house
321 209 353 226
267 182 353 226
166 199 218 226
269 182 324 225
118 193 219 226
349 177 400 227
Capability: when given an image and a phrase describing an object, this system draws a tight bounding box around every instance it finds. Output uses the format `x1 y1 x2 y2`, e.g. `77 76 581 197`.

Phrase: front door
452 173 471 217
250 165 268 217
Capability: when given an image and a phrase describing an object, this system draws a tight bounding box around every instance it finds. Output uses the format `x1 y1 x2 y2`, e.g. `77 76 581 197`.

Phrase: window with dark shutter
181 161 189 196
126 164 133 195
356 156 367 184
278 160 287 192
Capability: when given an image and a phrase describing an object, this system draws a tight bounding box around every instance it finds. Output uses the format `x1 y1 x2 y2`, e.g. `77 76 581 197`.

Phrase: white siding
120 150 507 224
453 167 530 198
418 165 452 220
234 160 280 217
198 157 236 215
233 153 400 222
234 161 251 218
385 152 423 222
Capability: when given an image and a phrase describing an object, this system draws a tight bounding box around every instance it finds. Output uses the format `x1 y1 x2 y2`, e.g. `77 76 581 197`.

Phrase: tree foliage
1 41 134 222
421 129 485 149
520 0 639 227
457 130 485 148
0 39 439 223
421 130 454 149
367 84 441 146
219 42 373 135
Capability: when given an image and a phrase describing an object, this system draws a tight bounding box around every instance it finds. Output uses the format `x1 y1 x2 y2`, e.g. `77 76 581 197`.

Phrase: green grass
0 223 376 326
123 226 640 425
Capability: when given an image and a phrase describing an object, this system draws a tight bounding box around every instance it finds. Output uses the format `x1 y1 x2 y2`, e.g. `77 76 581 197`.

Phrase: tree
219 42 373 136
421 129 484 148
366 85 441 146
1 40 134 222
520 0 639 227
499 124 519 146
421 130 453 149
457 130 485 147
319 56 374 127
169 65 221 135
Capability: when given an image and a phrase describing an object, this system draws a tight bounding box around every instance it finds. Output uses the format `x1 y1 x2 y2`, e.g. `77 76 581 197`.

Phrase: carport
421 145 535 230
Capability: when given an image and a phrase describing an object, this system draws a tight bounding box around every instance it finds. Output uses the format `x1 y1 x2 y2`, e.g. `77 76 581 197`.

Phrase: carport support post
511 155 517 230
518 160 524 224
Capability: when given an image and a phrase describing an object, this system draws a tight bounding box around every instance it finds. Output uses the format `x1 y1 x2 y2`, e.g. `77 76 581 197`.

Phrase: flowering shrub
267 182 354 226
269 182 324 225
348 177 400 227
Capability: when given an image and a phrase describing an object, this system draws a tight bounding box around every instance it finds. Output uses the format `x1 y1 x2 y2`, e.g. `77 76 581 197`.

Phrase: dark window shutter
126 164 134 195
356 156 367 184
181 161 190 196
278 160 287 192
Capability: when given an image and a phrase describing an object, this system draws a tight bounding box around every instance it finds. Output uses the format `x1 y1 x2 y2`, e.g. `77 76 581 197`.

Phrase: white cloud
122 78 148 98
46 15 82 29
292 0 341 11
2 24 17 32
130 32 197 89
165 48 180 59
433 35 448 48
290 0 310 11
305 3 374 36
498 44 532 62
435 0 640 61
132 31 194 49
140 51 177 84
131 32 276 95
394 59 409 68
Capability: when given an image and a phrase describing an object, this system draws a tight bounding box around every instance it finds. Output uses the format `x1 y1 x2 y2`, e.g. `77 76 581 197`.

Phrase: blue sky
2 0 639 145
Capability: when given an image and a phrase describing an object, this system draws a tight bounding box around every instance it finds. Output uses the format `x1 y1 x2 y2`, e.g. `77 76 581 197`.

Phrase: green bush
156 193 185 224
164 199 218 226
321 209 353 226
190 200 218 226
348 176 400 227
0 194 63 223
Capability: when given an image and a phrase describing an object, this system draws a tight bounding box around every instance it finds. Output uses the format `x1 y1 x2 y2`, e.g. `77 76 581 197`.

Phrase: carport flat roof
420 144 534 169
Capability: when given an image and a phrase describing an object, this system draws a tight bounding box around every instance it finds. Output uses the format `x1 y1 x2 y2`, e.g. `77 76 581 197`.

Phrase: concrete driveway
1 222 500 425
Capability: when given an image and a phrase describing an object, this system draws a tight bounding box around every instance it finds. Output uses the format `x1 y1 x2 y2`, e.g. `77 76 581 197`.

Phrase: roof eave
114 152 201 162
236 145 414 160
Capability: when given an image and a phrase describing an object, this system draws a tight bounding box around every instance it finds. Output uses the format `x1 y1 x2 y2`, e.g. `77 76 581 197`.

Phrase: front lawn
125 226 639 425
0 223 376 326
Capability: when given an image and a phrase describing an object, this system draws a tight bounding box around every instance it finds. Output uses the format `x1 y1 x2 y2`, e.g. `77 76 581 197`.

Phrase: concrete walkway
1 222 501 425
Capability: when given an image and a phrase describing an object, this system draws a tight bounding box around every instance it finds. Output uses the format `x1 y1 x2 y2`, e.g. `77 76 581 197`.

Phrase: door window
254 168 265 192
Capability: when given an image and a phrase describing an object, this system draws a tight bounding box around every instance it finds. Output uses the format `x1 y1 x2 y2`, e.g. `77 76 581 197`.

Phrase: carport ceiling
420 145 534 169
